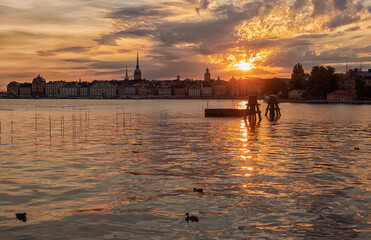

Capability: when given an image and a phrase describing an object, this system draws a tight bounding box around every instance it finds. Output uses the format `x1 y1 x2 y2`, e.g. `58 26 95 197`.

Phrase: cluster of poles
244 95 281 127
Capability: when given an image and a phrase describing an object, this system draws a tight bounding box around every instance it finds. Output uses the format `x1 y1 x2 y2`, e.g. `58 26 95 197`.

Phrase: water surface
0 99 370 239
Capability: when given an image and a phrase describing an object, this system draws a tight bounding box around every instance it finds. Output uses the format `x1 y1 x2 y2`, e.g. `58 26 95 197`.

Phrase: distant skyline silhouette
0 0 370 90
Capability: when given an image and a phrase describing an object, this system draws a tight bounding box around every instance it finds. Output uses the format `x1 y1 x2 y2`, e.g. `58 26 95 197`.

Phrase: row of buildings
6 53 266 99
6 73 266 99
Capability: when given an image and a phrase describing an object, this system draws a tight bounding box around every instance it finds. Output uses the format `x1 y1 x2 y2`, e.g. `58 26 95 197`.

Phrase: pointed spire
125 65 129 80
136 50 139 70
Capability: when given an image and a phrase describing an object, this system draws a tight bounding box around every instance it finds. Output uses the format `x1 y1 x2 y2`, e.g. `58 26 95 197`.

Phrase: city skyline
0 0 370 90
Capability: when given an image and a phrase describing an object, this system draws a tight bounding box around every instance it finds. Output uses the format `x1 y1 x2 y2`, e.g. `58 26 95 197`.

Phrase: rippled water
0 99 370 239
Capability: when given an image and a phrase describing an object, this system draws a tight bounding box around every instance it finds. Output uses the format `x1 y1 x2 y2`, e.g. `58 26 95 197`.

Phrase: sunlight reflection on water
0 99 370 239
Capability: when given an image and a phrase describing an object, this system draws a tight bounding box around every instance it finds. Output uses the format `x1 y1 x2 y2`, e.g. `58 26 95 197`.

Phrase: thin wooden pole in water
35 110 37 132
49 115 52 138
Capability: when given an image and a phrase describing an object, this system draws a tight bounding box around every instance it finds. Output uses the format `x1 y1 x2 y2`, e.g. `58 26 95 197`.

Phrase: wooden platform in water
205 108 245 117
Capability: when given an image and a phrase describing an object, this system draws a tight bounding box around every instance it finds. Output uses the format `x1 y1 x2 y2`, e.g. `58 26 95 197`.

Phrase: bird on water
354 147 360 150
193 188 203 193
185 213 199 222
15 213 27 222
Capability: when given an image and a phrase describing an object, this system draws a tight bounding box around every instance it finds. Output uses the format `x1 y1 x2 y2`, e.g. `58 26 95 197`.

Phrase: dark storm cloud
333 0 349 10
266 43 371 70
196 0 210 12
345 26 361 31
97 0 274 47
291 0 308 10
327 15 361 29
311 0 329 16
108 5 174 20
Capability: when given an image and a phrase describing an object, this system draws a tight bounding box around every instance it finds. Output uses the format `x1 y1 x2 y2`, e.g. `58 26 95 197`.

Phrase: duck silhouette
185 213 199 222
354 147 360 150
193 188 203 193
15 213 27 222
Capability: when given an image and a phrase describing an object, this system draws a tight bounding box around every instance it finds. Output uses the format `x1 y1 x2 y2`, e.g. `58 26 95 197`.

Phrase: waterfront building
201 83 212 97
46 81 66 97
19 83 32 97
136 84 148 96
90 83 116 98
327 91 356 101
227 77 240 97
7 82 20 97
289 89 305 99
188 84 201 98
204 67 211 82
212 82 227 98
340 69 357 94
173 87 187 97
118 85 136 97
60 82 80 97
134 52 142 81
360 69 371 86
157 87 172 96
79 82 90 97
32 75 46 97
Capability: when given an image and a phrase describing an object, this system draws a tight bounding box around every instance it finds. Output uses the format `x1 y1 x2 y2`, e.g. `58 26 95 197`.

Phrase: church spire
125 65 129 80
136 50 139 70
134 50 142 80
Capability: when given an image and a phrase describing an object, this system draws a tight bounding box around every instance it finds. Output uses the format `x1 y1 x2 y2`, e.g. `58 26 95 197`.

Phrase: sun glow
237 61 253 71
223 50 272 72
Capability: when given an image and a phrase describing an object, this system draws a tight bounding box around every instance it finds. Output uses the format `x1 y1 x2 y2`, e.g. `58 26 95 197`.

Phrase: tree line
262 63 371 99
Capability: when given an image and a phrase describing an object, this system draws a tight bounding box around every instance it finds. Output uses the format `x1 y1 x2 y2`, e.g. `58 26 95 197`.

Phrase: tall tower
204 67 210 81
125 65 129 81
134 51 142 80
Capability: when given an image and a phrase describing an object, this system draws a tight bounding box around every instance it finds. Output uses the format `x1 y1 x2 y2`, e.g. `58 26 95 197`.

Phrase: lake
0 99 370 239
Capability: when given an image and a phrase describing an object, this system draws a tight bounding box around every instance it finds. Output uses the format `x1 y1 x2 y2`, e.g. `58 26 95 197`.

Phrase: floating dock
205 108 245 117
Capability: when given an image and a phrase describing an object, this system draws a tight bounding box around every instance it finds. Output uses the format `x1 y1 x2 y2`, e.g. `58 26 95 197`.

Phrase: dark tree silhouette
308 66 339 98
262 78 288 97
290 63 307 90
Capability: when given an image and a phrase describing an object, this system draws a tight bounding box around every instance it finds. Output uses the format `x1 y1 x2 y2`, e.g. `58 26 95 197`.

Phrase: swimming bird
354 147 360 150
193 188 203 193
15 213 27 222
185 213 199 222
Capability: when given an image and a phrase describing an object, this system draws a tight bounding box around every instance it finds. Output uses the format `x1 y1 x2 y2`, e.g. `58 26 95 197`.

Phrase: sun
237 61 253 71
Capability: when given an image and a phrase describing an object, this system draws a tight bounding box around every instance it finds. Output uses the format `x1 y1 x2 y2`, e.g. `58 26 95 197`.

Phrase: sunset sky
0 0 370 89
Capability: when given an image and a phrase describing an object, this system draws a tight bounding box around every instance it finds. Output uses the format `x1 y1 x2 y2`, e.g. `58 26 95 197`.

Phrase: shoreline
0 97 370 105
